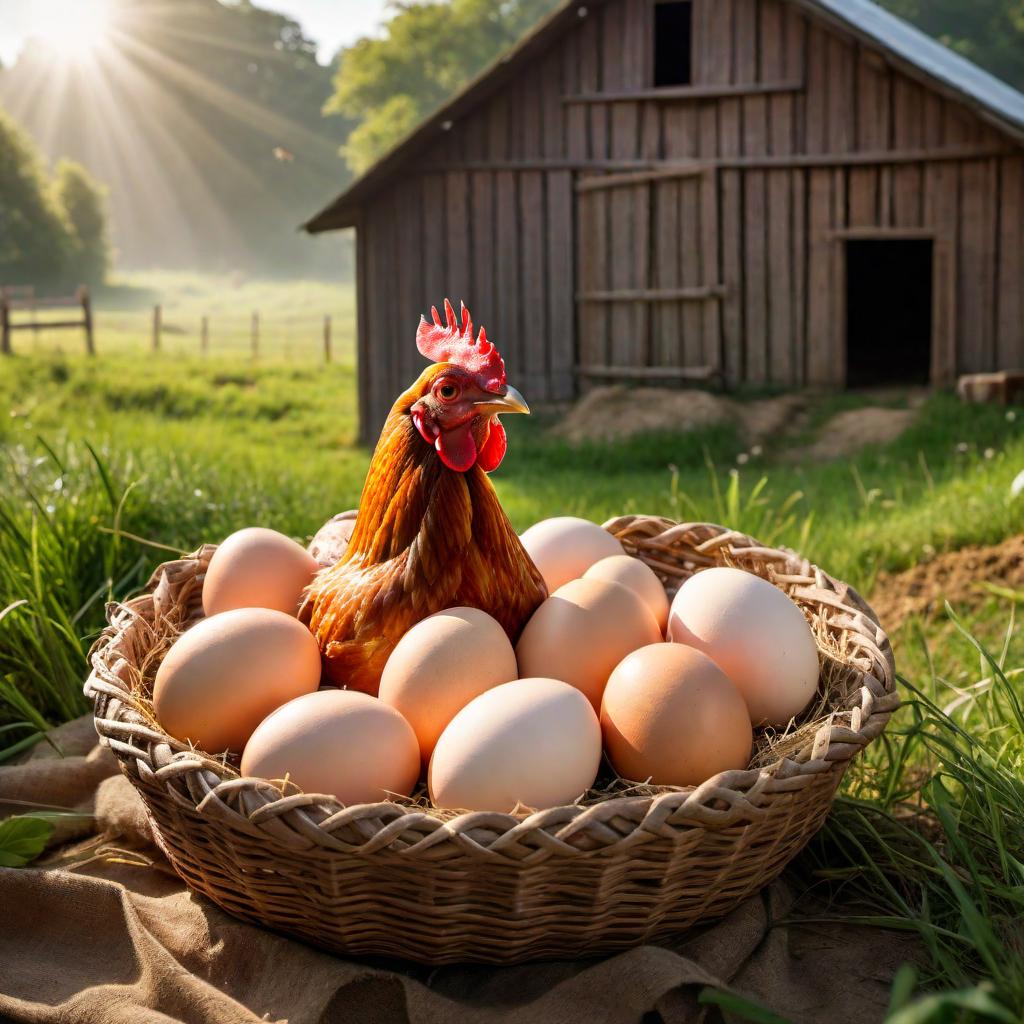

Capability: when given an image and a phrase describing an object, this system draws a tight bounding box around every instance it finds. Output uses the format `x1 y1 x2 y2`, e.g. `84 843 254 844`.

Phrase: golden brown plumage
302 301 547 694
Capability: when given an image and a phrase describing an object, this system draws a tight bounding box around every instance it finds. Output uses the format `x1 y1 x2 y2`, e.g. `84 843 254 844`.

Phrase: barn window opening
845 239 933 388
653 1 693 87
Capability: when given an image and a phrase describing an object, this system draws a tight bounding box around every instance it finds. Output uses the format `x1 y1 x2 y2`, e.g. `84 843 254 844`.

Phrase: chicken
302 299 548 694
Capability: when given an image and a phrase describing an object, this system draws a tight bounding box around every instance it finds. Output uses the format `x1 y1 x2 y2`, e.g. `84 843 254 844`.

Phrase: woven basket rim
86 516 899 858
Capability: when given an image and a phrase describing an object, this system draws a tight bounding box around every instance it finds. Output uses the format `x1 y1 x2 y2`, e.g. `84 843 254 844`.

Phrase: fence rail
0 289 348 363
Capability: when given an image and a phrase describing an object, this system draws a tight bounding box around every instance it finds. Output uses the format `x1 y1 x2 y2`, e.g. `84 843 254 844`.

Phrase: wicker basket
86 517 897 965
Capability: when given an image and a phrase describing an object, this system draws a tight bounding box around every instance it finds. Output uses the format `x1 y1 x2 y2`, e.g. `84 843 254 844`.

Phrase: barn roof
304 0 1024 233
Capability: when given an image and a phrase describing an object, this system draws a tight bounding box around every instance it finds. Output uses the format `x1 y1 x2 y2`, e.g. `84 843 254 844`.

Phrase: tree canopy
325 0 560 174
0 0 353 275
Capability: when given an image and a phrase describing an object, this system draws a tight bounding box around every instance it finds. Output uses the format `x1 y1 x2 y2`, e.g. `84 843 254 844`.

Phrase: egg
153 607 321 753
203 526 319 617
583 555 669 632
241 690 419 805
519 516 624 593
516 578 662 711
667 566 820 727
428 678 601 813
379 607 518 761
600 643 753 786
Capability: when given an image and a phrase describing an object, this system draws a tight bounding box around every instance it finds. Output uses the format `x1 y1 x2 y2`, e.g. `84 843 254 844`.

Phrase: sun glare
32 0 113 64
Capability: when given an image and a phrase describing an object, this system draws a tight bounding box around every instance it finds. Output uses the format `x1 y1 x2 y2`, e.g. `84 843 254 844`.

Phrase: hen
303 300 547 693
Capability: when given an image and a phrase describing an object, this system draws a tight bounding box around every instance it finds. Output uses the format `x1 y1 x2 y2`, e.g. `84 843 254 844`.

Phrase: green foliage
879 0 1024 90
53 160 111 286
0 107 74 287
326 0 560 172
0 0 353 276
0 815 54 867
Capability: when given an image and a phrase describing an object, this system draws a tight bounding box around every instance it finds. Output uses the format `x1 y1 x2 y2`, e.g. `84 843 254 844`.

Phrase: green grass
3 284 1024 1018
6 271 355 361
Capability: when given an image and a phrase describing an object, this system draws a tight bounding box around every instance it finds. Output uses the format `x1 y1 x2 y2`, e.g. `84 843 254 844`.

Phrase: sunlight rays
0 0 343 268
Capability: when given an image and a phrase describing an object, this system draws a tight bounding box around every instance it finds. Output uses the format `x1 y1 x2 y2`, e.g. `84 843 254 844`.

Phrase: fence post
323 315 332 363
152 304 162 352
201 315 209 354
251 311 259 358
1 297 10 356
80 286 95 356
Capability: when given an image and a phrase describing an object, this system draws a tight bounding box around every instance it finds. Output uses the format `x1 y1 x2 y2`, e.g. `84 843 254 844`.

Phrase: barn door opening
845 238 933 388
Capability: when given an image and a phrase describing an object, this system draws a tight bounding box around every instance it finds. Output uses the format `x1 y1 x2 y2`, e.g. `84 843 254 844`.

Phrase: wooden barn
304 0 1024 438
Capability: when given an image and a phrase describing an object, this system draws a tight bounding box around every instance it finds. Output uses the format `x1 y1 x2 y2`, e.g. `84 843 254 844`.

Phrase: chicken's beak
474 385 530 416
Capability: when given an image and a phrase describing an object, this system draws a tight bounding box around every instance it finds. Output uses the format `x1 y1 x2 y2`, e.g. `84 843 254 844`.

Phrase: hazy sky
0 0 391 67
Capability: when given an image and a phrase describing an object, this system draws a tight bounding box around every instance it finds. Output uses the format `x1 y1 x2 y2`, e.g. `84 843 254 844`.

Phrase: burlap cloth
0 716 919 1024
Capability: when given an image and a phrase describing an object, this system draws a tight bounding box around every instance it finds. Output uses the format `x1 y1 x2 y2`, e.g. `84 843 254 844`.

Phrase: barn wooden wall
355 0 1023 437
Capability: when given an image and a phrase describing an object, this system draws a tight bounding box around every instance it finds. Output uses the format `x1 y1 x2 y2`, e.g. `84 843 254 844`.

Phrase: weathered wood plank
654 179 682 367
736 0 767 383
996 157 1023 369
719 79 743 386
396 180 425 387
470 172 496 329
664 101 698 368
445 171 471 304
580 286 727 301
563 81 806 103
791 168 807 385
547 170 576 399
576 363 719 382
576 185 609 375
520 171 548 397
422 174 447 312
494 171 522 379
892 77 925 227
923 157 958 385
699 0 734 86
355 216 372 441
806 170 834 385
541 45 565 159
959 159 998 372
698 132 722 371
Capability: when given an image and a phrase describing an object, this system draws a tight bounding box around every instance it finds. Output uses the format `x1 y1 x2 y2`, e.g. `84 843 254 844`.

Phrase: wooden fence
1 286 94 356
1 289 339 362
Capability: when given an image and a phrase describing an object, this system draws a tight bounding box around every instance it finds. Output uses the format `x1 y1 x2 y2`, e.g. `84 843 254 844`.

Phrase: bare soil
553 385 921 460
870 535 1024 629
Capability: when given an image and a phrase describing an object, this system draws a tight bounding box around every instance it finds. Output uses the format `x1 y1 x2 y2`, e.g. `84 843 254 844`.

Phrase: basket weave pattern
87 517 898 964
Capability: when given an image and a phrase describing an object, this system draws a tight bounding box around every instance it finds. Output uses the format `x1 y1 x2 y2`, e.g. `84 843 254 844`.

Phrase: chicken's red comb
416 299 506 393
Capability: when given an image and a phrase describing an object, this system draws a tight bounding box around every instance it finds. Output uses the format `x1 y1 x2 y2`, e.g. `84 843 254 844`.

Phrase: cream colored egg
379 607 518 761
241 689 420 805
516 578 662 711
203 526 319 617
519 516 624 593
667 566 820 727
584 555 669 632
601 643 752 786
153 608 321 753
428 678 601 813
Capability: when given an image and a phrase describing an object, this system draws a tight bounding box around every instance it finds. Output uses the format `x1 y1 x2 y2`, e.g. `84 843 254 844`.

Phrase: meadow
2 275 1024 1019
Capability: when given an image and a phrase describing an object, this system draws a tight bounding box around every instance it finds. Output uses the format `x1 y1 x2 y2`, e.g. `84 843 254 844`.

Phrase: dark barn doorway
845 238 933 387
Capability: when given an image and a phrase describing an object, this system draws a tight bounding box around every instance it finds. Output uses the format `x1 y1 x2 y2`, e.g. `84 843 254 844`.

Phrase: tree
878 0 1024 91
0 107 74 288
0 0 353 275
326 0 560 173
53 160 111 286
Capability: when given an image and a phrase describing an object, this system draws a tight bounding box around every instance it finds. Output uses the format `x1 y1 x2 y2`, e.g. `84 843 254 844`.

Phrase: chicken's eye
437 381 460 403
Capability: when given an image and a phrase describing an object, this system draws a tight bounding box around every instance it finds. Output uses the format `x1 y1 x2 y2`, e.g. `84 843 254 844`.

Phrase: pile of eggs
152 518 821 815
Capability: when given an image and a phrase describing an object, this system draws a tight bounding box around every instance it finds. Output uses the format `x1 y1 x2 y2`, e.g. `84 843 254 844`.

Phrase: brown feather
303 369 547 693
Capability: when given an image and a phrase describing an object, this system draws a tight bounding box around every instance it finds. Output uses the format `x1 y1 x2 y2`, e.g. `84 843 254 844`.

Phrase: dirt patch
552 386 808 446
870 535 1024 630
798 406 917 461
